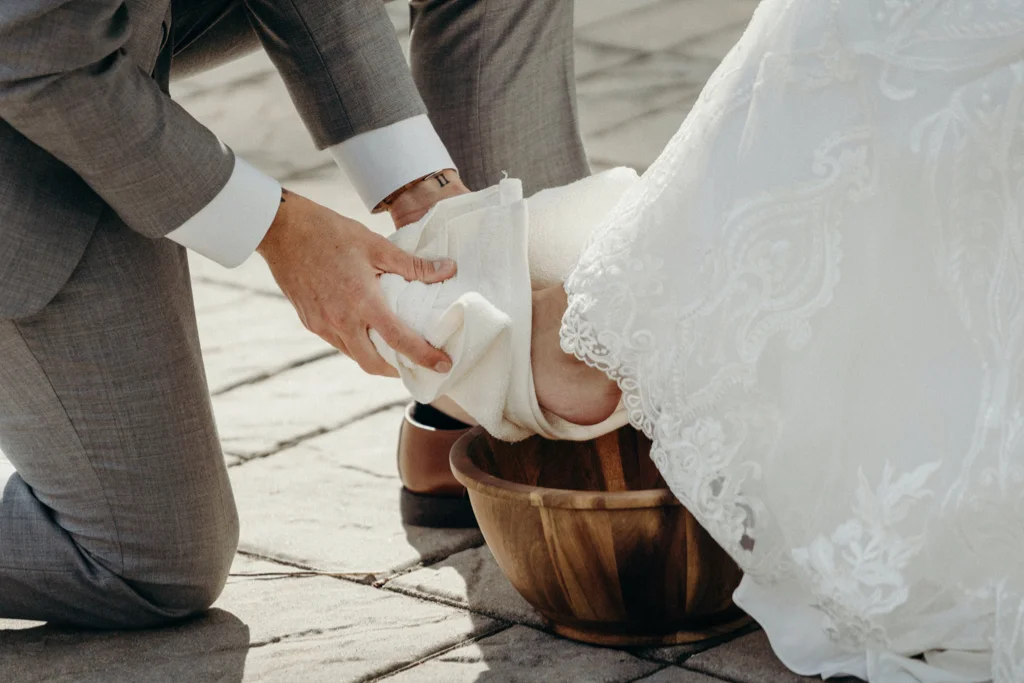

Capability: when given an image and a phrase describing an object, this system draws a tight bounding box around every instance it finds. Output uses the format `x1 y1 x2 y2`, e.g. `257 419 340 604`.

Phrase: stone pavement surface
0 1 844 681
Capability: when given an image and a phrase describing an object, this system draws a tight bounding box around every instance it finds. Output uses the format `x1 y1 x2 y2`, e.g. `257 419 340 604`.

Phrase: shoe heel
400 487 478 528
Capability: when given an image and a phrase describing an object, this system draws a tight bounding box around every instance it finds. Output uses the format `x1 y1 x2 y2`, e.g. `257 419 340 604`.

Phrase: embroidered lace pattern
560 2 1024 679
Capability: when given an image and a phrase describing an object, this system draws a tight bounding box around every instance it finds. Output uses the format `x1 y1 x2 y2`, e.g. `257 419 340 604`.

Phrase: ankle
532 286 568 337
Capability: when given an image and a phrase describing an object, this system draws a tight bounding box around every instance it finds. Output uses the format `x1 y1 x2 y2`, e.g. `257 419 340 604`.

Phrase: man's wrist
256 188 293 259
383 169 470 228
374 168 458 212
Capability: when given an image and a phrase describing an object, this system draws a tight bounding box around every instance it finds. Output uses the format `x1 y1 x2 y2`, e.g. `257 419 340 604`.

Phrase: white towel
526 167 641 289
371 168 640 442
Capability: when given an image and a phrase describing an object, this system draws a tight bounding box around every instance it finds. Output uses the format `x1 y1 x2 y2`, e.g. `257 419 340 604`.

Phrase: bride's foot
531 286 621 425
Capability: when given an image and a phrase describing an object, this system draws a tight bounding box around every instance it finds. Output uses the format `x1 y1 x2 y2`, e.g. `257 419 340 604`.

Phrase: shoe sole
400 487 478 528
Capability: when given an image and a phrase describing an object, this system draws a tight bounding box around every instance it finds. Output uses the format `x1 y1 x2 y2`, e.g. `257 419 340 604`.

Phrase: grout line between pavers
335 463 399 481
371 536 488 591
212 349 339 396
367 537 487 588
574 46 658 86
235 530 485 589
234 549 379 584
364 622 514 682
379 577 556 642
226 398 409 466
379 582 521 629
573 36 646 55
235 547 517 628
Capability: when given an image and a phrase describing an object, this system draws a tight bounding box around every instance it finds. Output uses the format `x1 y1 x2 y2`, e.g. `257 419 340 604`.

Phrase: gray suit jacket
0 0 423 318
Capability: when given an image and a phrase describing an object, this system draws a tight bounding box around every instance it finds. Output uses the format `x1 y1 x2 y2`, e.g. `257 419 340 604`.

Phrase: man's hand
386 169 471 228
257 189 456 377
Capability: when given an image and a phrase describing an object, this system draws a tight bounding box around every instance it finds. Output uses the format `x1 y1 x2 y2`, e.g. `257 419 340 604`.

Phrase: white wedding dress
558 1 1024 681
375 1 1024 679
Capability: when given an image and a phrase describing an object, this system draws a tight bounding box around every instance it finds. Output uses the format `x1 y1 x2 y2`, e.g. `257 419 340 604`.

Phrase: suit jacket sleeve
0 0 235 239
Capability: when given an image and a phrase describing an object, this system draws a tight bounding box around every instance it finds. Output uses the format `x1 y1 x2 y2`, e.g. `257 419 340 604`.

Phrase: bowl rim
450 427 682 510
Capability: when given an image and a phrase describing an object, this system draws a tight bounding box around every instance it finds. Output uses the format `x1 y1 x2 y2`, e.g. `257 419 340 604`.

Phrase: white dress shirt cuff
329 114 455 210
165 156 281 268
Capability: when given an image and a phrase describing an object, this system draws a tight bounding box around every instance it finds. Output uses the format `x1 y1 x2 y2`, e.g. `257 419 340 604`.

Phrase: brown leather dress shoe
398 402 477 528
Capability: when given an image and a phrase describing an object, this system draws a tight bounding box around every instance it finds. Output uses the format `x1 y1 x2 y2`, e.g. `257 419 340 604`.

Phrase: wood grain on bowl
450 426 751 647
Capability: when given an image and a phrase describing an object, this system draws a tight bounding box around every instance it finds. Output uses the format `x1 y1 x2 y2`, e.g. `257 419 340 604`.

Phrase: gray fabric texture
410 0 589 193
0 211 238 629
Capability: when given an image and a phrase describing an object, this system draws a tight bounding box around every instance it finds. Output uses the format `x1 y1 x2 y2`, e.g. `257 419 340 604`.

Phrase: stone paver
0 2 810 682
673 21 750 61
295 404 407 477
585 102 700 171
578 0 755 52
230 412 482 579
194 282 334 395
192 280 254 312
573 41 640 81
0 555 497 683
576 53 710 139
211 353 409 459
223 556 499 683
386 544 543 627
385 543 757 666
574 0 664 28
189 250 283 298
384 625 660 683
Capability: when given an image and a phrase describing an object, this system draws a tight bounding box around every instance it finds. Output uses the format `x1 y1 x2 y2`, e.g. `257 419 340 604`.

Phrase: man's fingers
305 321 350 360
344 327 401 377
374 241 456 284
369 307 451 374
312 325 350 358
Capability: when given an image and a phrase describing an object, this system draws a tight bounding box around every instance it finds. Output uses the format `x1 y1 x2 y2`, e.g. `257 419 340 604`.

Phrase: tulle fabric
560 2 1024 680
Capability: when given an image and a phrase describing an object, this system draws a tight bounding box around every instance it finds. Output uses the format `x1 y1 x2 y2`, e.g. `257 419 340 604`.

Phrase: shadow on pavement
403 524 517 682
0 608 250 683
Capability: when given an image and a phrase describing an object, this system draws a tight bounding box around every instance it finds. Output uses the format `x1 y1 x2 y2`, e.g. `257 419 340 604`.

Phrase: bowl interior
467 427 667 493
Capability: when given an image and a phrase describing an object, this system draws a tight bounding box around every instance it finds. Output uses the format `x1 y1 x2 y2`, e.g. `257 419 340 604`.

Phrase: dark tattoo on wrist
280 188 290 204
373 169 458 213
431 171 451 188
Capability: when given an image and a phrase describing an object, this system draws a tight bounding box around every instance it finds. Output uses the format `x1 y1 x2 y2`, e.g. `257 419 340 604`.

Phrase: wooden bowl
450 426 750 647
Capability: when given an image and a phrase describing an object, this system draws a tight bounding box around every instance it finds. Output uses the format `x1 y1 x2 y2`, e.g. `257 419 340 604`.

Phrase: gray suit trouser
0 0 586 628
